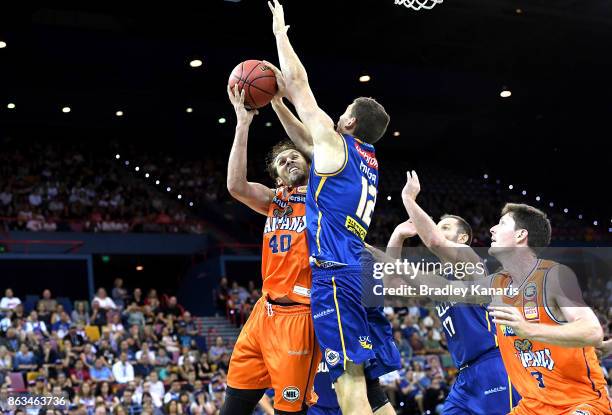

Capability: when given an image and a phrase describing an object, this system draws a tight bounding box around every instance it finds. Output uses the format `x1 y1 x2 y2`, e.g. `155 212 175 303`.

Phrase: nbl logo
282 386 300 402
325 348 340 367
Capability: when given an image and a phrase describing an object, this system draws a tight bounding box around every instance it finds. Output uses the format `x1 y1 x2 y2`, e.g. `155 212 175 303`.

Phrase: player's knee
334 368 370 409
365 378 390 413
220 386 266 415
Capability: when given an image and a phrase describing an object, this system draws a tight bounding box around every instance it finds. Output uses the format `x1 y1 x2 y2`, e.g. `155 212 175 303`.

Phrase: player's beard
286 170 306 187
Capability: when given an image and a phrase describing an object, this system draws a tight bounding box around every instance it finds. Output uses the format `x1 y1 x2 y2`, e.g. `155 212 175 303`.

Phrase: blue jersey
306 134 378 267
435 301 498 368
313 360 339 409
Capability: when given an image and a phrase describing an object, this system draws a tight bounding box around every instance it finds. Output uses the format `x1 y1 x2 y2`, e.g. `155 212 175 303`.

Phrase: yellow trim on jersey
315 177 327 201
332 276 349 369
508 375 513 411
314 133 348 177
314 177 327 255
486 311 492 332
316 212 323 254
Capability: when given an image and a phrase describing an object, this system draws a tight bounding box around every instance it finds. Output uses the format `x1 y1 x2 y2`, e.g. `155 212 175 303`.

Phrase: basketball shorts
311 265 401 383
227 296 321 412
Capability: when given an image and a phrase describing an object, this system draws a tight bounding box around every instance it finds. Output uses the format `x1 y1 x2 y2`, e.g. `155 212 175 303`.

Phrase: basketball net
394 0 443 10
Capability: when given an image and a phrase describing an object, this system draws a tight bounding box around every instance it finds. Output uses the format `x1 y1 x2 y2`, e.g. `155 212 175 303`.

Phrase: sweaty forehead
438 217 457 228
275 149 299 163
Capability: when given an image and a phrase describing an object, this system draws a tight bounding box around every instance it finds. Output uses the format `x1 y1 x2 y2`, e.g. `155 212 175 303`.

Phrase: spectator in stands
71 301 89 326
108 314 125 335
124 302 145 328
120 388 142 415
90 357 115 383
423 329 445 355
0 288 21 313
11 303 26 321
162 297 182 318
180 312 197 337
135 343 155 363
49 304 66 329
215 278 229 316
95 381 116 407
191 392 217 415
14 343 38 371
25 310 50 338
74 381 96 412
230 282 249 305
81 343 98 367
422 374 447 414
112 352 135 384
65 323 85 353
132 288 145 307
207 337 227 364
148 371 165 408
38 289 58 314
93 288 118 311
40 339 61 377
90 301 108 328
51 311 72 338
0 346 12 385
394 330 413 360
154 347 170 368
112 278 129 310
409 332 426 355
36 302 51 326
160 327 179 354
134 354 154 379
163 381 182 404
0 311 11 333
69 358 91 386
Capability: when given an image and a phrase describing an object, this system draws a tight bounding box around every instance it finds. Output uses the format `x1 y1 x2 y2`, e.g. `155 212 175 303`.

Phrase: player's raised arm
267 0 344 174
401 171 483 269
490 264 603 348
265 63 313 158
226 85 274 215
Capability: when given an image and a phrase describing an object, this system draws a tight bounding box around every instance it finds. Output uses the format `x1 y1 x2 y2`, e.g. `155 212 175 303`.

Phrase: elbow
585 324 604 347
226 180 242 198
285 74 308 88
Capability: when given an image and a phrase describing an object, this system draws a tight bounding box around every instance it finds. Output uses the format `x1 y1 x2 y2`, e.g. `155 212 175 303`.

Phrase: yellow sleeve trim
314 133 348 177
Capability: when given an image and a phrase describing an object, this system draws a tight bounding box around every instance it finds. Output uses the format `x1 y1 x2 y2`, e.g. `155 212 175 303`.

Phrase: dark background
0 0 610 226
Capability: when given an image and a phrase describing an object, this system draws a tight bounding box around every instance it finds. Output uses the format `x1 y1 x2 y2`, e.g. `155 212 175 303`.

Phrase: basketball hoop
394 0 443 10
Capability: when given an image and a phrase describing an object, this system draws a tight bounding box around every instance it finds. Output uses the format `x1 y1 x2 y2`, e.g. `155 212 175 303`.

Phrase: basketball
228 60 278 110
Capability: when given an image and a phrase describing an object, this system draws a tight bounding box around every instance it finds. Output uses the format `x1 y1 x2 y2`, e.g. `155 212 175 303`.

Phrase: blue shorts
311 266 401 383
443 350 521 415
307 405 341 415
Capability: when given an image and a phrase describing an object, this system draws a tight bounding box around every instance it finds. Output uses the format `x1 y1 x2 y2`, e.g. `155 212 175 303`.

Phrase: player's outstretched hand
262 61 287 104
268 0 290 36
402 170 421 202
394 219 418 239
227 84 258 125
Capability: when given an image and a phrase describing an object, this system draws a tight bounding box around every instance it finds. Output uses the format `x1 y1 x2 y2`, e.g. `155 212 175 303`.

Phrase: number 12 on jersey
356 177 377 226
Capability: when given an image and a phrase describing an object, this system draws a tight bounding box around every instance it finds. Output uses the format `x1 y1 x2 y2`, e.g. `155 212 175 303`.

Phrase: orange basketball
228 60 278 110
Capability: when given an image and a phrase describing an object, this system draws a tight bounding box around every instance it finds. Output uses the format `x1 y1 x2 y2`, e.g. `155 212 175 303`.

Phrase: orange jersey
492 259 611 415
261 186 312 304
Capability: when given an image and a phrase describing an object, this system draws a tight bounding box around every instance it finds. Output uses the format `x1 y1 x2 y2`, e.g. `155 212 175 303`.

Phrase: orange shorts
509 399 612 415
227 297 321 412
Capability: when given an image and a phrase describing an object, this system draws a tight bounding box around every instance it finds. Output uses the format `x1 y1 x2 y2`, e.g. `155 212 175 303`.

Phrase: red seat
8 372 26 393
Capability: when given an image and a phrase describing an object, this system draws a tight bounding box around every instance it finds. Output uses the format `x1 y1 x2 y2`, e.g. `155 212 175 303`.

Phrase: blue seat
56 297 73 315
23 295 40 314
